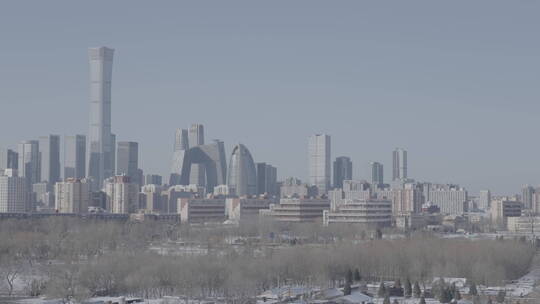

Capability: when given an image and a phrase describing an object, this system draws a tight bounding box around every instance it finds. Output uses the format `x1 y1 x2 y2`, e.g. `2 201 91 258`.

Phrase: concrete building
261 198 330 222
330 180 372 210
32 182 51 209
64 135 86 179
426 185 468 215
478 190 491 211
507 216 540 234
55 178 90 213
392 148 407 181
323 199 392 227
280 177 317 198
161 184 201 214
370 161 384 187
333 156 352 189
18 140 40 186
227 144 257 197
116 141 139 185
140 184 163 213
256 163 277 196
104 175 139 214
226 197 276 221
491 199 522 226
87 47 115 189
188 124 205 187
178 198 226 223
376 184 423 215
0 169 27 213
308 134 331 194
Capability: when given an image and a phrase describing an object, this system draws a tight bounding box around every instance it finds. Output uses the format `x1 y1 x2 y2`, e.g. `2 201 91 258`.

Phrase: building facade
104 175 139 214
392 148 407 181
370 161 384 187
0 169 27 213
227 144 257 197
116 141 139 185
323 199 392 227
55 178 90 213
256 162 278 196
39 135 61 188
18 140 40 186
87 47 115 189
333 156 352 189
64 135 86 179
261 198 330 222
308 134 331 194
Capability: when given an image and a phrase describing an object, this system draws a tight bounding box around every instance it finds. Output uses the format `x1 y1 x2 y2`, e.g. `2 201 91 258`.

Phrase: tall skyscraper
39 135 61 188
188 124 205 186
18 140 40 186
333 156 352 189
0 169 27 213
256 163 278 196
370 162 384 187
116 141 139 184
308 134 331 194
392 148 407 181
227 144 257 197
64 135 86 179
87 46 115 189
174 129 189 151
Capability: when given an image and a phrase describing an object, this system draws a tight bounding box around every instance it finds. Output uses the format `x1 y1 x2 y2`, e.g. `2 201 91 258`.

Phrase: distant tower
174 129 189 151
227 144 257 196
55 178 90 214
188 124 205 186
256 163 278 196
39 135 61 188
18 140 40 186
478 190 491 211
522 185 534 210
0 169 27 213
370 162 384 187
64 135 86 179
333 156 352 189
87 47 115 189
308 134 331 194
392 148 407 181
116 142 139 185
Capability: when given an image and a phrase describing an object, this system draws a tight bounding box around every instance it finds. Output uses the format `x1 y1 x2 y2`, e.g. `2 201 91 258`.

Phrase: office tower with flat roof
0 169 27 213
256 163 277 196
0 148 18 171
522 185 535 210
333 156 352 189
145 174 162 186
392 148 407 181
64 135 86 179
370 161 384 187
39 135 61 188
228 144 257 197
188 124 205 186
18 140 40 186
116 141 139 184
308 134 331 194
87 46 115 189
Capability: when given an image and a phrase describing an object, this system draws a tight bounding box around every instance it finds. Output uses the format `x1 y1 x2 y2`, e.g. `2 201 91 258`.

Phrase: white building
478 190 491 211
426 185 468 215
226 197 276 221
104 175 139 214
0 169 27 213
55 178 90 213
323 199 392 227
178 198 226 223
261 198 330 222
308 134 331 194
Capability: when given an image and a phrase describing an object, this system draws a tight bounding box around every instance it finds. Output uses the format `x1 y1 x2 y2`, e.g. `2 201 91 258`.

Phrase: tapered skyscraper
87 47 114 189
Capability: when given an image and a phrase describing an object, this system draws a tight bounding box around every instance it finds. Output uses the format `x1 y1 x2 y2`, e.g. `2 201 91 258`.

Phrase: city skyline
1 1 540 194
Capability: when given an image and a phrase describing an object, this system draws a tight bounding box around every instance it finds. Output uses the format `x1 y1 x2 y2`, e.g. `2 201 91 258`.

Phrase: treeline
0 218 536 302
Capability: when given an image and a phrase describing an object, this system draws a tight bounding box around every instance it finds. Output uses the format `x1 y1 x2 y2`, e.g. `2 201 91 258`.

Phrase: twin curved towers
170 128 257 196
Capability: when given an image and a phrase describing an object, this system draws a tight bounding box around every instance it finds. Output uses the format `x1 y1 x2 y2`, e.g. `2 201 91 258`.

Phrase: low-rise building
178 198 226 223
261 198 330 222
323 199 392 227
491 199 522 226
226 198 276 221
507 216 540 234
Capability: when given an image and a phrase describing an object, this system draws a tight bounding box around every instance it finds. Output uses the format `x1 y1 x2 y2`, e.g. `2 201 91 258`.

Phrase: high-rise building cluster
0 47 534 231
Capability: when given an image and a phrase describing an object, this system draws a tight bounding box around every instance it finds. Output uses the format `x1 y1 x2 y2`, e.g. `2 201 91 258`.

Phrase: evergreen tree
404 278 412 298
392 299 399 304
383 294 391 304
469 282 478 296
496 290 506 303
413 281 422 298
438 286 452 304
345 269 353 284
378 282 387 297
419 296 426 304
343 281 352 296
354 268 361 282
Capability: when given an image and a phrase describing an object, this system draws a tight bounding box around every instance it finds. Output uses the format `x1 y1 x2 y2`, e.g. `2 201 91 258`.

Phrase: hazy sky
1 1 539 194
